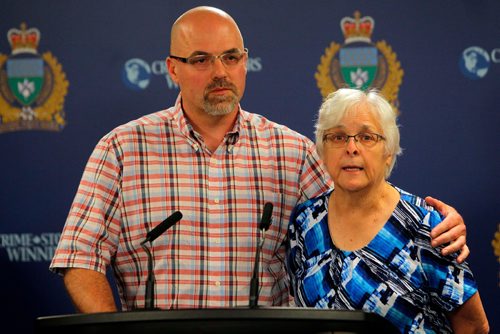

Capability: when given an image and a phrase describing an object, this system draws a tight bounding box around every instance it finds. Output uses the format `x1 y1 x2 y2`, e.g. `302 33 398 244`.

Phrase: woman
287 89 489 333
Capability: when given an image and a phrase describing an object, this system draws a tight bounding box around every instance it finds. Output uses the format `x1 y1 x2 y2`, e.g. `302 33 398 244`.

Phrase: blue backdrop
1 1 499 333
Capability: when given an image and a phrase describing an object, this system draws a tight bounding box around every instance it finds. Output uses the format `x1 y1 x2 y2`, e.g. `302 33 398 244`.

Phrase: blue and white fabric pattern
287 187 478 333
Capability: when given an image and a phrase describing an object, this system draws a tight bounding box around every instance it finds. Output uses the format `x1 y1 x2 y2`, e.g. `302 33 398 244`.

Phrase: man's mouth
210 87 230 93
207 80 236 93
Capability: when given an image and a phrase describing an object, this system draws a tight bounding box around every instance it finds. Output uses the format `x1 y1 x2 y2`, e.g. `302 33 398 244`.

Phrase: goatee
203 79 239 116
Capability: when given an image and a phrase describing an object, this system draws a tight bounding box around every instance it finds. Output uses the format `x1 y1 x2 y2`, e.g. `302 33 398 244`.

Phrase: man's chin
204 96 238 116
203 102 232 115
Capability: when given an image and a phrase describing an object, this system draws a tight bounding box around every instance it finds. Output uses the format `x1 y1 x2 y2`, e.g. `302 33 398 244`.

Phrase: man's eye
223 53 241 62
189 56 209 64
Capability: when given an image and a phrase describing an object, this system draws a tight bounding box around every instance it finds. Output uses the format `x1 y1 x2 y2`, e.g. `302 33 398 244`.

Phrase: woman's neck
330 181 397 214
327 181 400 251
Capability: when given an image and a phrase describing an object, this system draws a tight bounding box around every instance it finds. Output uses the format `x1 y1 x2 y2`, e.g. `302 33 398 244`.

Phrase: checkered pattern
51 95 332 310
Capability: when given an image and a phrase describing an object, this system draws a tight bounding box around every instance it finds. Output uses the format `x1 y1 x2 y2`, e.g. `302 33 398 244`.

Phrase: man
50 6 467 313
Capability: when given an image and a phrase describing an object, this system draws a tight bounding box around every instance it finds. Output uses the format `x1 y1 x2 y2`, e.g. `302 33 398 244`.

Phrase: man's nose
211 57 227 77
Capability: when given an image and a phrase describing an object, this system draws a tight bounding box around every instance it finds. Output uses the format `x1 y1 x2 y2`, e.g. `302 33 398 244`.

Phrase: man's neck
183 106 239 152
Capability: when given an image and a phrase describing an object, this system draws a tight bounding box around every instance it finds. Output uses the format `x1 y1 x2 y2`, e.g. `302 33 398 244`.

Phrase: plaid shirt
51 95 332 310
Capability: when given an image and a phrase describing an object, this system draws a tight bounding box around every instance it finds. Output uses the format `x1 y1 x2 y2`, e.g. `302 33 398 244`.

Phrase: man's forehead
172 29 243 55
171 10 243 53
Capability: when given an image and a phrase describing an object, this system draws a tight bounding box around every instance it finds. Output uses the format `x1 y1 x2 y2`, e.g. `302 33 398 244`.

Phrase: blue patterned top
287 187 478 333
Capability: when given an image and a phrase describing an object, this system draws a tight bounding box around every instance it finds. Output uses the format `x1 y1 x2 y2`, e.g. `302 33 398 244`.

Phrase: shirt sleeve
420 209 478 312
297 141 332 203
50 133 123 275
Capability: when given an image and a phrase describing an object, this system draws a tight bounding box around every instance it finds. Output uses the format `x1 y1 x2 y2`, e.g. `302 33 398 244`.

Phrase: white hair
314 88 403 178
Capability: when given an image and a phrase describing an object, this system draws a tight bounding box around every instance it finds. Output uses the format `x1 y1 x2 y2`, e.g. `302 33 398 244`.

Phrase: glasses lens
185 50 247 70
221 52 244 66
357 133 378 147
324 134 346 147
187 55 212 69
324 132 383 148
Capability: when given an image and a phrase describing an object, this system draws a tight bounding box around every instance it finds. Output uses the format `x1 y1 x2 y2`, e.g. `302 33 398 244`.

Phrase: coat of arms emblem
0 23 69 133
315 11 403 113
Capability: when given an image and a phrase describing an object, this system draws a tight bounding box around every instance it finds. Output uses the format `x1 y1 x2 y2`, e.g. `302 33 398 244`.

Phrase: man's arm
425 196 469 263
447 292 489 334
63 268 117 313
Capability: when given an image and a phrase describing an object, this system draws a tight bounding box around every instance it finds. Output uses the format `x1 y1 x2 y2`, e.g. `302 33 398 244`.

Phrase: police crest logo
0 23 69 133
315 11 403 113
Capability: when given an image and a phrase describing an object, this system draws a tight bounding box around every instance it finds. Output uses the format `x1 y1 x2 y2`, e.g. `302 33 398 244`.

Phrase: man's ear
166 57 179 84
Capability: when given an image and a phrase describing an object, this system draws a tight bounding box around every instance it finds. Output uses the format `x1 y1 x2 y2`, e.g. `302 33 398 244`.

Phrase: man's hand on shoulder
425 196 469 264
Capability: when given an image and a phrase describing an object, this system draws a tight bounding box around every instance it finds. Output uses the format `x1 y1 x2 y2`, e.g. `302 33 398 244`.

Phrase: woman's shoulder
292 190 332 226
294 190 332 213
393 185 444 230
395 186 432 210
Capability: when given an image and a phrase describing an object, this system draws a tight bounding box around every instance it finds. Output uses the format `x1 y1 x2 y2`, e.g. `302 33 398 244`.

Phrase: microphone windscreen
259 202 273 231
146 211 183 243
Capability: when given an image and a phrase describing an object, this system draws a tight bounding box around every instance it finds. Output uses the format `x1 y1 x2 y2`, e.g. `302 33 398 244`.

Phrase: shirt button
214 198 219 204
215 281 221 287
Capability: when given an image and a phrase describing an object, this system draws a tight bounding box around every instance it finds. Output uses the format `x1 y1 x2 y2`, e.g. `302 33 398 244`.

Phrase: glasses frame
169 48 249 69
322 132 386 148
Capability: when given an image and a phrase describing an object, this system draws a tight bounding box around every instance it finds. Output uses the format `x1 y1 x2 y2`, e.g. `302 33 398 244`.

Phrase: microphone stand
249 228 266 309
141 240 156 310
138 211 183 310
249 202 273 309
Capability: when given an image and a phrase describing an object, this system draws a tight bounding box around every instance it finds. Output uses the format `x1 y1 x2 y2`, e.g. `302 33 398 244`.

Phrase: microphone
249 202 273 308
142 211 183 244
140 211 183 310
259 202 273 231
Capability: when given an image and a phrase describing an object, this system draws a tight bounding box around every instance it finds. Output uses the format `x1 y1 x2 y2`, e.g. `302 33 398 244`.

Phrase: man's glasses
170 48 248 70
323 132 386 148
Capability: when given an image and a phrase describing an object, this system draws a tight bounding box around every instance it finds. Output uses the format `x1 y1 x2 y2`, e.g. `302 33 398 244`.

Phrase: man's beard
203 79 239 116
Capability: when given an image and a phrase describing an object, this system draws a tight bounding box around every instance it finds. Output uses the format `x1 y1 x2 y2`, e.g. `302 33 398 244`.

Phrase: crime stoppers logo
122 58 152 90
0 23 69 133
0 233 60 262
315 11 403 113
459 46 490 80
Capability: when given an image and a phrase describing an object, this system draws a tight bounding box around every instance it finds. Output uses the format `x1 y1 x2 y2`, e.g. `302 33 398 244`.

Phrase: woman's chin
335 181 368 193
